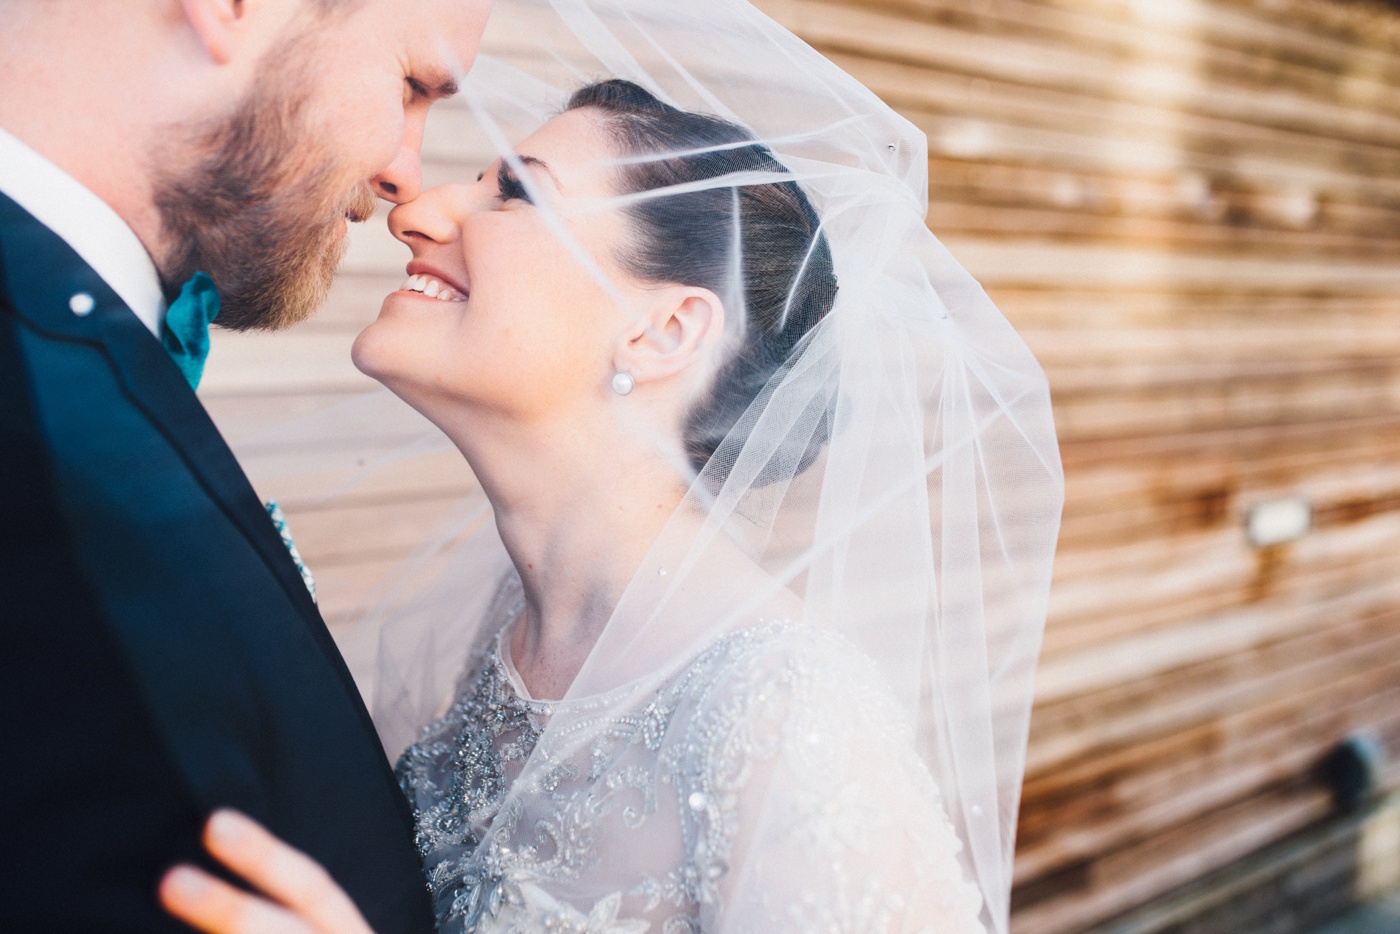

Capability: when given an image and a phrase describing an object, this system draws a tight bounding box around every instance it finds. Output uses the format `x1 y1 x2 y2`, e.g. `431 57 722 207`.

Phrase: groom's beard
153 65 377 332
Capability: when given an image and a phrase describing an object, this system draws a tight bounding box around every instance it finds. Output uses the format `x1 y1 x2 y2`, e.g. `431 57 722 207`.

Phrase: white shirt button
68 292 95 316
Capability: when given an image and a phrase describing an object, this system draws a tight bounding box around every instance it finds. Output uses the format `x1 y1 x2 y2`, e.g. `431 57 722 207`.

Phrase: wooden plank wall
202 0 1400 930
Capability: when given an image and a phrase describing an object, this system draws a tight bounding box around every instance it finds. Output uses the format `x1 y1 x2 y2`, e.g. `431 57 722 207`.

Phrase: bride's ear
615 287 727 389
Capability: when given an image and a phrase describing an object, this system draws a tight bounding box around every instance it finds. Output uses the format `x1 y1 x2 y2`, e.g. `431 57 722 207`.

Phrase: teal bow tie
161 272 221 390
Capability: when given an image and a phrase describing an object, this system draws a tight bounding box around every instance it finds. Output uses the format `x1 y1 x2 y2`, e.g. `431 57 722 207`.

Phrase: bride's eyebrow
476 156 564 191
516 155 563 191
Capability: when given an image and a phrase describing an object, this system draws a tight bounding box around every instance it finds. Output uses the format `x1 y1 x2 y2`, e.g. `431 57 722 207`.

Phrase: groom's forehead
343 0 491 81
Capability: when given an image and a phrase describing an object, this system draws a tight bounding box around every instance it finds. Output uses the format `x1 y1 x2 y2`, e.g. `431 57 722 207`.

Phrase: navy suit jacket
0 192 434 933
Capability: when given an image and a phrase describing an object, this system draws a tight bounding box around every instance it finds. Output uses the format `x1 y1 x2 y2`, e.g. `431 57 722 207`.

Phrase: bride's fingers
159 865 311 934
200 810 373 933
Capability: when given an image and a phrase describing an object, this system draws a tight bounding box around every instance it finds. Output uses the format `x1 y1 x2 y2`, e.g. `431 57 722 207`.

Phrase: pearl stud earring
611 372 635 396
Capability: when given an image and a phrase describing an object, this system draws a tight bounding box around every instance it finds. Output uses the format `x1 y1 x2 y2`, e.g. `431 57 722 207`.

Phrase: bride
160 1 1062 932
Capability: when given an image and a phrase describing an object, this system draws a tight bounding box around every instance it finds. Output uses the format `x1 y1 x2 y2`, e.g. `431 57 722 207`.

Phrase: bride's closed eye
496 167 533 205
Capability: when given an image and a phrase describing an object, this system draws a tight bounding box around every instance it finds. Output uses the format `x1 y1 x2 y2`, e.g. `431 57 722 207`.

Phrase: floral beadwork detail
395 619 986 934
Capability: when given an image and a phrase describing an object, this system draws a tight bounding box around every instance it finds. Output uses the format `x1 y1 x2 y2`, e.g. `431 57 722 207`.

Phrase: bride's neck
447 411 687 699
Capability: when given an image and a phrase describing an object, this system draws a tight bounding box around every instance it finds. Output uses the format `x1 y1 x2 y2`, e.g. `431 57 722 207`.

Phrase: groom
0 1 489 931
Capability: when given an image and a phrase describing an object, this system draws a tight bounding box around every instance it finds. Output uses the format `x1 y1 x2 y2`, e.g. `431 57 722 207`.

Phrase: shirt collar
0 126 166 336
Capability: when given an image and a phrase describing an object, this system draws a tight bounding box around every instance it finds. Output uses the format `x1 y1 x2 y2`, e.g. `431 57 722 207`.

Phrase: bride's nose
387 184 474 250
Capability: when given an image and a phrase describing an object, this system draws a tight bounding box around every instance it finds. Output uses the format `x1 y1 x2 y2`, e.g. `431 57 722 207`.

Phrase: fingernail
208 809 247 845
166 867 210 899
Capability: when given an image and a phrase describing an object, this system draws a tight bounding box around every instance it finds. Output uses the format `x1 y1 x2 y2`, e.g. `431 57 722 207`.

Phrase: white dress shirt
0 126 166 336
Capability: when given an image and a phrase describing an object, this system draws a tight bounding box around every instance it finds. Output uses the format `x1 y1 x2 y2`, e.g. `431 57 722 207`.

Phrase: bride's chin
349 322 408 389
349 326 380 379
353 294 425 374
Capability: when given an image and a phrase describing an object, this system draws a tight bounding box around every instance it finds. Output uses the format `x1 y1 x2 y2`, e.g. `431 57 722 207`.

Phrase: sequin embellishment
395 620 986 934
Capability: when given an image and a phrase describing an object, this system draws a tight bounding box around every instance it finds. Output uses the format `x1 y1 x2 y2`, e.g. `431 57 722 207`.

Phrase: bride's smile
397 270 469 302
352 107 667 430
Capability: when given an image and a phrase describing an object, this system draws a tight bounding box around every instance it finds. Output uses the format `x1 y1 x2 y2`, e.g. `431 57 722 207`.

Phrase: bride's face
353 108 641 424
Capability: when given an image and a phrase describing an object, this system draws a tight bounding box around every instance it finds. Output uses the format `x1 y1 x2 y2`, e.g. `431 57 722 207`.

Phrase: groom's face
157 0 491 332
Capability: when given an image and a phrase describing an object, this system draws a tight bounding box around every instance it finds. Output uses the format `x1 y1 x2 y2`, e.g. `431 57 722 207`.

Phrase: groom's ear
616 287 728 389
179 0 251 66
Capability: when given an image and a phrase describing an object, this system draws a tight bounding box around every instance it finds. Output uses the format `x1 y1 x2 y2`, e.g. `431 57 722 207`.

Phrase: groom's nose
372 121 428 204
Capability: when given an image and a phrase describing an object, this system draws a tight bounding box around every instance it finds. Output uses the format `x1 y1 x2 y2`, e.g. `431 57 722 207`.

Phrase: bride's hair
566 80 838 476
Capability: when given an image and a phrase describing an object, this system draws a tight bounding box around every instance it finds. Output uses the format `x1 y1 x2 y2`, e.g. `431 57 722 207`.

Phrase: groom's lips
404 262 470 300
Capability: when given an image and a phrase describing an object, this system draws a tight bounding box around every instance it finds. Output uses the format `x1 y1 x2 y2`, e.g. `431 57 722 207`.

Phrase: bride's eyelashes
496 168 533 204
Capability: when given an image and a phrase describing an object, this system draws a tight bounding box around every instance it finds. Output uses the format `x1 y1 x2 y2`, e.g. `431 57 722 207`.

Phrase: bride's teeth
400 273 466 301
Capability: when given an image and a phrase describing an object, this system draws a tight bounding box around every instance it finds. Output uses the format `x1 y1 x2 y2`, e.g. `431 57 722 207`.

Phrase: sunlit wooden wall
204 0 1400 930
752 0 1400 929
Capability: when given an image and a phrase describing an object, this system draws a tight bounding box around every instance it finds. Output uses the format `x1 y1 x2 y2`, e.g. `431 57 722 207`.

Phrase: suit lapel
0 192 325 637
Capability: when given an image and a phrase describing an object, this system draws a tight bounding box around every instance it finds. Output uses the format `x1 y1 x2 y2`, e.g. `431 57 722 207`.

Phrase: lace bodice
395 620 985 934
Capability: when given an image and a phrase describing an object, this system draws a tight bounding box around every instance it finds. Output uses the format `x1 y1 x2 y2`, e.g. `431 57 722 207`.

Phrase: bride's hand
159 809 377 934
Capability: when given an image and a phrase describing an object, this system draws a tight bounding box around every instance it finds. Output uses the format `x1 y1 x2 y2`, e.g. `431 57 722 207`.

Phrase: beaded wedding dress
395 579 985 934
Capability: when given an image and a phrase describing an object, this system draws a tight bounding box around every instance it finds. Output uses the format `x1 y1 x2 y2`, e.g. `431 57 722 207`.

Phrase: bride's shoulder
671 618 823 679
658 621 986 931
669 620 909 735
695 618 870 673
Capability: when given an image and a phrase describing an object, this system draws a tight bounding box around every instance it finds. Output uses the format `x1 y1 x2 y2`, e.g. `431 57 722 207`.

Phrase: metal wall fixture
1244 496 1313 549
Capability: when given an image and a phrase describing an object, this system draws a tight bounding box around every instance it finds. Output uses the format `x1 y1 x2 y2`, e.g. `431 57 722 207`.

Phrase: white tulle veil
232 1 1061 930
